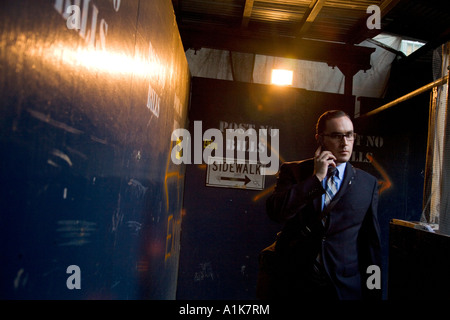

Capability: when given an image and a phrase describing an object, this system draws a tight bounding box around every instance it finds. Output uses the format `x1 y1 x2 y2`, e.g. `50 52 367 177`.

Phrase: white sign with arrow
206 157 265 190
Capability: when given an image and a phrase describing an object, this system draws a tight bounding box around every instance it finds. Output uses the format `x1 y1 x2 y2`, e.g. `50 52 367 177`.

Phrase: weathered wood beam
297 0 327 37
241 0 254 28
179 26 375 71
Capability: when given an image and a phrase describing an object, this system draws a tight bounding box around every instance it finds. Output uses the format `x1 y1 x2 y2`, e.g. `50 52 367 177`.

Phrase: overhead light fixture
271 69 293 86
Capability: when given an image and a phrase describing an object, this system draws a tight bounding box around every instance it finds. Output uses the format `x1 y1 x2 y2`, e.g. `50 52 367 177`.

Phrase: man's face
317 116 354 164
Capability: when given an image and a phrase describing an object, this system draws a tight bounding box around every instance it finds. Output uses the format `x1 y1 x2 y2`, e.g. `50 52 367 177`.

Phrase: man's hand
314 145 336 181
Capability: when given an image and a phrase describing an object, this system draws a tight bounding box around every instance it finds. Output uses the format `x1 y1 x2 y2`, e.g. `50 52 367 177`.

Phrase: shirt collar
335 162 347 181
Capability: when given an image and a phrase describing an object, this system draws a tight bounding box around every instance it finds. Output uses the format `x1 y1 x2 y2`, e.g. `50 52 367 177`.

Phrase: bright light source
271 69 293 86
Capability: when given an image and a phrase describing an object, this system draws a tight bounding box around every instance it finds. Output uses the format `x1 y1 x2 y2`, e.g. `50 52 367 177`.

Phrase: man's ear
315 134 322 146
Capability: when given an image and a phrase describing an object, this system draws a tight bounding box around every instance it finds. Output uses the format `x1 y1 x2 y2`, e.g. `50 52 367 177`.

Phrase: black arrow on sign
220 175 251 185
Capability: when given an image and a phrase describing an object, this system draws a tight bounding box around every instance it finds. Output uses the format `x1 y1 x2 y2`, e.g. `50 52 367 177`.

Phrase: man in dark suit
263 110 381 300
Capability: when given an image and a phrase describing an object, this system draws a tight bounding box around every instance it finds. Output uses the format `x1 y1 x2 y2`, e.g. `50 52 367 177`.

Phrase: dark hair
316 110 352 135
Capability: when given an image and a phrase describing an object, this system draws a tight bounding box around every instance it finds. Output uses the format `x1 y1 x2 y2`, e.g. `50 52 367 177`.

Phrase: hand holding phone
314 145 336 182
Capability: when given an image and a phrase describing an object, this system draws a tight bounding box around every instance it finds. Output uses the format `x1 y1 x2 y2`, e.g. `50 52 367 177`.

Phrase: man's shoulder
281 158 314 170
278 159 315 179
350 163 378 183
279 160 377 183
280 158 314 172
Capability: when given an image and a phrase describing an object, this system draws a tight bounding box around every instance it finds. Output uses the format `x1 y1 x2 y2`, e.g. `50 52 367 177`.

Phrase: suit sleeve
266 162 325 223
360 177 382 300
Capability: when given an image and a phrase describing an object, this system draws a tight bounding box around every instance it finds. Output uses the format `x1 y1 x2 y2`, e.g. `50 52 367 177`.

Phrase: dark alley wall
0 0 190 299
356 93 429 297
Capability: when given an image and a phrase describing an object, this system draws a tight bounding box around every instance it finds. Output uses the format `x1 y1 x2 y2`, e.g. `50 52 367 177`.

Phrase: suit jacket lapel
313 194 321 212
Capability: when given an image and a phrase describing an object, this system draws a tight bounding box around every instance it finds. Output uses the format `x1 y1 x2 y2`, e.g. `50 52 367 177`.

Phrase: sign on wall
206 158 265 190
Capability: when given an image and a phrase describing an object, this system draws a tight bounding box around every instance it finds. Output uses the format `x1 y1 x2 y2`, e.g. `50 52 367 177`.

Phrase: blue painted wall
0 0 190 299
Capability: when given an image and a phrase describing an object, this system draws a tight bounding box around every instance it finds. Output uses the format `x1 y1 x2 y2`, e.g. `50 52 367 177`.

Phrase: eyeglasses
321 132 356 141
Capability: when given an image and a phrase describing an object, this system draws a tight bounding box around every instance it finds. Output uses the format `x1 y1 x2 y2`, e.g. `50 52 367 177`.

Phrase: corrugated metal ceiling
173 0 450 59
